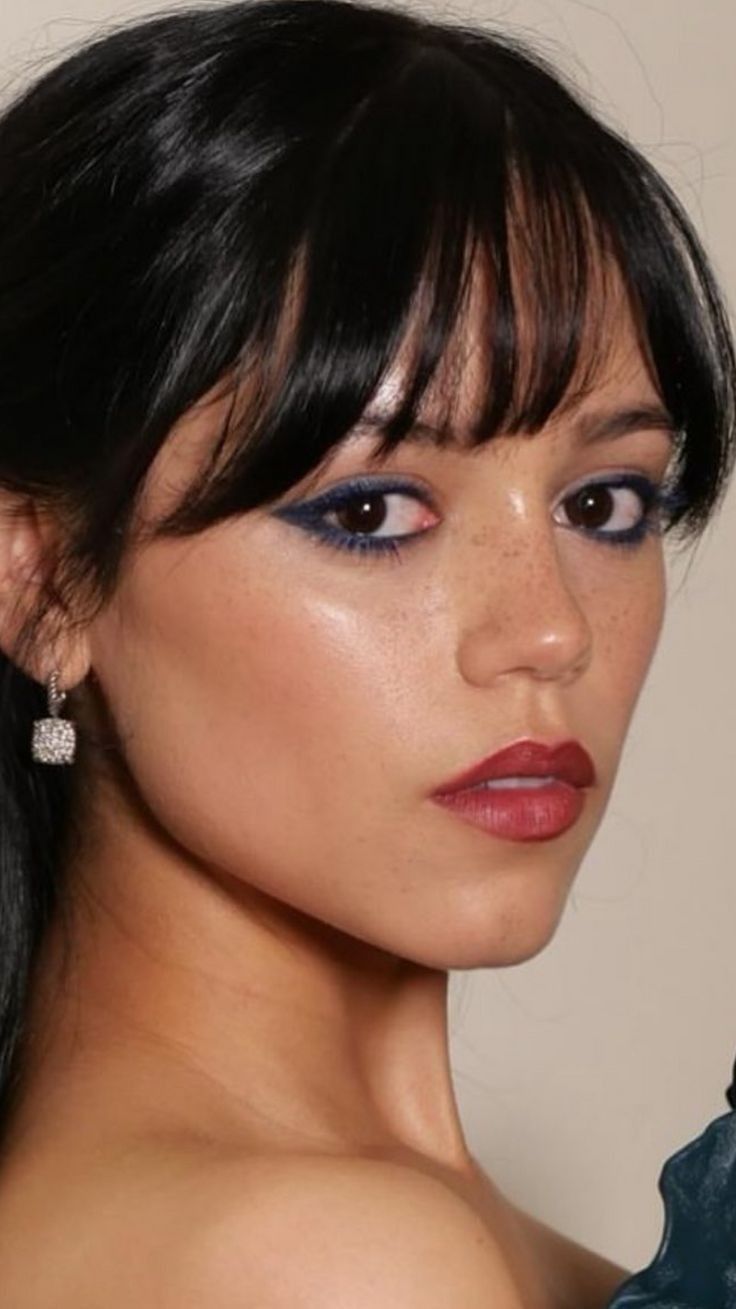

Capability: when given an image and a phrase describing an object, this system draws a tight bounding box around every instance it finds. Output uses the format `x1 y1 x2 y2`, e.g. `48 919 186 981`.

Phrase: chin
453 912 568 970
388 879 575 973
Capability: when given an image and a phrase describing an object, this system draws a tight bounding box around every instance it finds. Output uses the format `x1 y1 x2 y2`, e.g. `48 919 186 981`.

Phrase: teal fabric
607 1093 736 1307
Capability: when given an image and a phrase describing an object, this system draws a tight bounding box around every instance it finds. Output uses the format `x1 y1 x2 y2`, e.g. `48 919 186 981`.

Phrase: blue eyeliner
560 473 681 548
272 471 681 558
272 474 436 560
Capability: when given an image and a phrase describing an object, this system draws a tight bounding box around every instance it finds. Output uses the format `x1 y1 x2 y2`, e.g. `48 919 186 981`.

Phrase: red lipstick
431 740 596 843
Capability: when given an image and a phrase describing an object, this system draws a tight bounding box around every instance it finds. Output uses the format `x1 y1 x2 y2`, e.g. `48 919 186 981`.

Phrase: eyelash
273 476 433 561
273 473 681 560
556 473 679 550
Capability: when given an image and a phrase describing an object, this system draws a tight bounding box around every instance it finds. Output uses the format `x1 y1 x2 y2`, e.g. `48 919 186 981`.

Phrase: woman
0 1 732 1304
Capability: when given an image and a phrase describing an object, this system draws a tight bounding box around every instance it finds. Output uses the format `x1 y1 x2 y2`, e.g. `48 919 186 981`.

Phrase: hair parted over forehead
0 0 733 596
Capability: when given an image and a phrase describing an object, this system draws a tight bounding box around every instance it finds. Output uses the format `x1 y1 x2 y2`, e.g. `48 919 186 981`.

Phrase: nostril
456 576 593 688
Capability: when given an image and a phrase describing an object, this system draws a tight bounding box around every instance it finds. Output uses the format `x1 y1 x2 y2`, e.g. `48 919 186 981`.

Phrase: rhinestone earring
31 670 77 765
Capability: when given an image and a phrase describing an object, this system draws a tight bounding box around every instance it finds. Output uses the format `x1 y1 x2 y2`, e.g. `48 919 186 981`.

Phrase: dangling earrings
31 670 77 765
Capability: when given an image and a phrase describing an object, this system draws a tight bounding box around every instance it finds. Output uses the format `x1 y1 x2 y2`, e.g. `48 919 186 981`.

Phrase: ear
0 491 91 691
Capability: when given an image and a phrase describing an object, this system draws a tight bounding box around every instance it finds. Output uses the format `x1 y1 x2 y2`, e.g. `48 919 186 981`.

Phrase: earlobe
0 492 91 691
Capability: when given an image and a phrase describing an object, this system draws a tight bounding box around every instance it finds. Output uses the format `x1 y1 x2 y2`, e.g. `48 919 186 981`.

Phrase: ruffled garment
607 1099 736 1307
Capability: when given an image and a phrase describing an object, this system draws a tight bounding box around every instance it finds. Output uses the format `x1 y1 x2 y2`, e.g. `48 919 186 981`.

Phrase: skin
0 280 672 1306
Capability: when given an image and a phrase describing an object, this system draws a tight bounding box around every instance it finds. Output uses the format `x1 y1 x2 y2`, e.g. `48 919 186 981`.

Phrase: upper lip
431 739 596 796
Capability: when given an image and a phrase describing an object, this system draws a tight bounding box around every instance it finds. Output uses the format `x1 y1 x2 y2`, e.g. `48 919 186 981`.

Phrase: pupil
567 486 613 530
337 495 387 534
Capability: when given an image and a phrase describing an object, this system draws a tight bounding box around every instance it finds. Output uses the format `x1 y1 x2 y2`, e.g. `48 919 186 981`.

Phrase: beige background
1 0 734 1273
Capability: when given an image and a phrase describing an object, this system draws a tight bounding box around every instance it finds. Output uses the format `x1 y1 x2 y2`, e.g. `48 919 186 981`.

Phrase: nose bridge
456 509 592 687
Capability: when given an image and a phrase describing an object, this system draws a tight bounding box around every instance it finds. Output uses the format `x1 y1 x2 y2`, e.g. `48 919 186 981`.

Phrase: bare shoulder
155 1152 525 1309
0 1143 525 1307
520 1207 629 1304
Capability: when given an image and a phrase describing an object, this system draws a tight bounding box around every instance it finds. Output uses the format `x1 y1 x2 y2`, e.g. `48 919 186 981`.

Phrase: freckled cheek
584 551 666 735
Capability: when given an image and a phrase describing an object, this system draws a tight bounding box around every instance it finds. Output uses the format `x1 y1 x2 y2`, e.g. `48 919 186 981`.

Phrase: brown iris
563 485 615 531
335 494 388 535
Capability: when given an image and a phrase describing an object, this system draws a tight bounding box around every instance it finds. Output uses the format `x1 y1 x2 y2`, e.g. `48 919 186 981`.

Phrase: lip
433 739 596 795
430 739 596 843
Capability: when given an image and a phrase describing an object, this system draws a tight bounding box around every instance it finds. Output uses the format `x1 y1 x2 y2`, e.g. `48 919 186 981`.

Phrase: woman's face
84 291 671 969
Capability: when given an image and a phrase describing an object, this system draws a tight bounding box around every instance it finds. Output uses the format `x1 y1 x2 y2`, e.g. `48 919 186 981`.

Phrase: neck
18 788 473 1174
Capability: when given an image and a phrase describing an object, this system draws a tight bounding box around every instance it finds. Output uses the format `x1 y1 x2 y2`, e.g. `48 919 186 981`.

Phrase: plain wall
1 0 734 1272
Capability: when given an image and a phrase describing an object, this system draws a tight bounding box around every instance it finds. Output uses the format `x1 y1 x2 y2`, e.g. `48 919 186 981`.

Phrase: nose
455 527 593 688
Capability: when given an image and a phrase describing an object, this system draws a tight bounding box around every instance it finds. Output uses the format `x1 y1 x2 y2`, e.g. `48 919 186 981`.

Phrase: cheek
584 544 666 739
88 535 425 890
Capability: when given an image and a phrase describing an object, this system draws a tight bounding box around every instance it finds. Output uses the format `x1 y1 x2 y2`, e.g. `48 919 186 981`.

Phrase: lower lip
432 781 586 842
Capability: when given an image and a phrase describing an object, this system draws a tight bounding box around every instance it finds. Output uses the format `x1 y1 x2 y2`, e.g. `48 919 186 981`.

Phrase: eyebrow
574 403 677 444
355 402 677 448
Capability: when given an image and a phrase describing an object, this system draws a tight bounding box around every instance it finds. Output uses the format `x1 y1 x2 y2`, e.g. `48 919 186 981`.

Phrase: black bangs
142 8 734 544
14 0 725 555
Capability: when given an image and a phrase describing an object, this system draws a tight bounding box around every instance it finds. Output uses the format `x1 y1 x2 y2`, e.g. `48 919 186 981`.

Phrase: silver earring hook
48 670 67 718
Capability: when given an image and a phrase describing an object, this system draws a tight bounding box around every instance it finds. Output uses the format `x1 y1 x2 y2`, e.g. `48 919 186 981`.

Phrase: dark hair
0 0 733 1127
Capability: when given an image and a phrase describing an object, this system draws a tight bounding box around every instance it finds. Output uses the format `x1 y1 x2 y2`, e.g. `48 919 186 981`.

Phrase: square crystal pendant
31 717 77 765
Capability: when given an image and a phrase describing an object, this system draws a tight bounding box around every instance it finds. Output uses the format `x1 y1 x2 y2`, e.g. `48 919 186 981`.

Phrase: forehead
364 256 660 443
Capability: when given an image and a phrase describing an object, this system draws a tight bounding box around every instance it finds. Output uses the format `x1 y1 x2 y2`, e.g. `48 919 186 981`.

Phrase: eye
272 476 440 557
553 475 662 545
328 487 436 538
